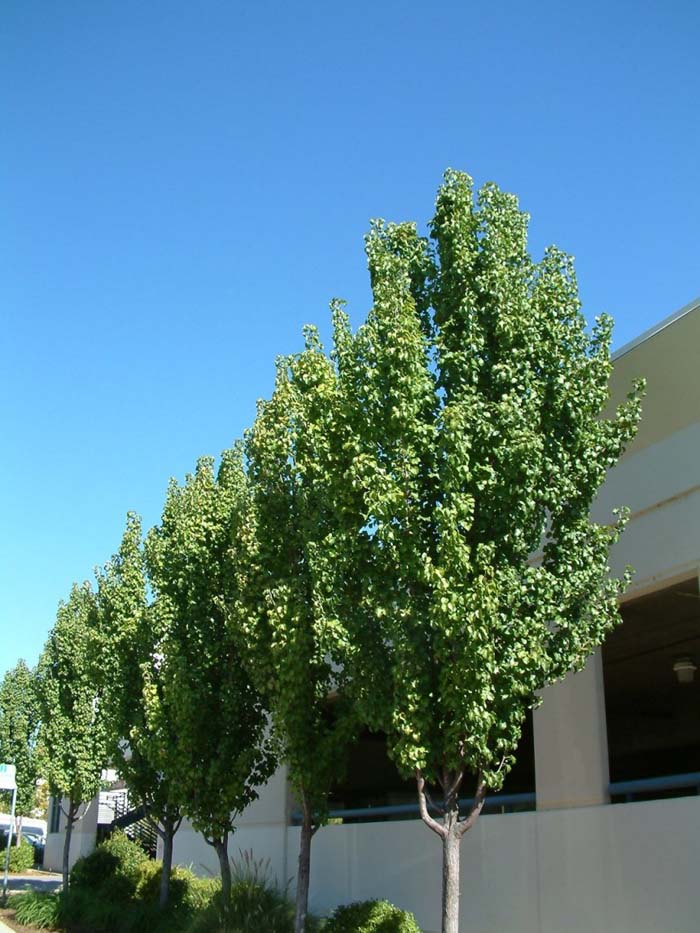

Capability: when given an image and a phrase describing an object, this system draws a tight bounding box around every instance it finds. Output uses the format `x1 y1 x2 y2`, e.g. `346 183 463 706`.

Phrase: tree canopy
93 512 184 906
37 582 108 887
145 449 275 903
0 660 40 819
329 169 643 932
242 337 358 931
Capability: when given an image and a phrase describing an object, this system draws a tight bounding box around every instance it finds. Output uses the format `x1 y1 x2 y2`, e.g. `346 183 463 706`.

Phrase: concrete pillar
533 649 610 809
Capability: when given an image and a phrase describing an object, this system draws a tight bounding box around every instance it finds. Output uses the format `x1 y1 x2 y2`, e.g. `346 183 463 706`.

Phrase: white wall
593 422 700 593
170 796 699 933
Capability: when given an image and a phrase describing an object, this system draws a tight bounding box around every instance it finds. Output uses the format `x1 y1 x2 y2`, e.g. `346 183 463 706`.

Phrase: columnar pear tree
330 170 643 933
145 450 275 905
37 583 108 889
94 514 184 908
242 337 358 933
0 660 41 841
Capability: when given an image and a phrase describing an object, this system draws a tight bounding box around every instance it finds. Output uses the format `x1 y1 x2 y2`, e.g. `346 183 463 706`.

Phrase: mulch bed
0 906 48 933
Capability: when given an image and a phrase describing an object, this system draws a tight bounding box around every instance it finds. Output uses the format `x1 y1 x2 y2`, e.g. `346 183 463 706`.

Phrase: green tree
0 660 40 842
242 338 358 933
331 170 643 933
37 583 108 889
145 449 275 907
93 513 184 908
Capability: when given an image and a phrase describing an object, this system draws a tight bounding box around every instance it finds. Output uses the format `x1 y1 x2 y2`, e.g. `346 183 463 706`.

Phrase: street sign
1 766 17 905
0 765 16 792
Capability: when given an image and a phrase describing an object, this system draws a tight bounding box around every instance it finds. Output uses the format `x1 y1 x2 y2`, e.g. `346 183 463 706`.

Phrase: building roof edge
612 297 700 362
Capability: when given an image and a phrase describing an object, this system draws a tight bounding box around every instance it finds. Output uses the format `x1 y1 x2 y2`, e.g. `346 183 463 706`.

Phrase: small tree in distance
329 170 644 933
93 513 184 908
0 660 41 843
145 449 276 909
37 583 107 890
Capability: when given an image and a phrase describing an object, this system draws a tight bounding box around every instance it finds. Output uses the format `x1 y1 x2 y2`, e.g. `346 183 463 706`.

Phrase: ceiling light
673 657 697 684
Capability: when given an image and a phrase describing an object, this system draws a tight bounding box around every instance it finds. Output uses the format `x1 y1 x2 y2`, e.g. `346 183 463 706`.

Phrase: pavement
2 870 62 894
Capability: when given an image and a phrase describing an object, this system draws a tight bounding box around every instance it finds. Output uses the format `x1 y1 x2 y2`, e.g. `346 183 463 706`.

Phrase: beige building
46 298 700 932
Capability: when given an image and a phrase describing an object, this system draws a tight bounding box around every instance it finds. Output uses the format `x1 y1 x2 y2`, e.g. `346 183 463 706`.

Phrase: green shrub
0 836 35 872
325 899 422 933
10 890 61 929
182 850 323 933
70 830 149 900
134 859 218 912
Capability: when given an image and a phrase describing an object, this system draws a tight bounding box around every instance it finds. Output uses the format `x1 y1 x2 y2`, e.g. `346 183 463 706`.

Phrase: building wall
44 798 99 873
171 795 700 933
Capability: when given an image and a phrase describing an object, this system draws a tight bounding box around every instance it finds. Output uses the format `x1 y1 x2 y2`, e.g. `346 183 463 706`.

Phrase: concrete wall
169 795 700 933
592 422 700 596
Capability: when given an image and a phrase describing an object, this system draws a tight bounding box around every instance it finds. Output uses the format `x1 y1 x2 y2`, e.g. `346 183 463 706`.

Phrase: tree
37 583 107 889
330 170 643 933
241 337 358 933
93 513 184 908
0 660 40 842
145 449 275 907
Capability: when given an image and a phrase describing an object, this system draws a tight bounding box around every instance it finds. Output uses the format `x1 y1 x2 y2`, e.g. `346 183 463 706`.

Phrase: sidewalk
3 872 62 895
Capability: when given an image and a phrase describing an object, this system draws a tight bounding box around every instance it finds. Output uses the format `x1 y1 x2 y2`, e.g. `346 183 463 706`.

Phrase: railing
102 791 158 858
609 771 700 803
290 773 700 823
290 791 536 825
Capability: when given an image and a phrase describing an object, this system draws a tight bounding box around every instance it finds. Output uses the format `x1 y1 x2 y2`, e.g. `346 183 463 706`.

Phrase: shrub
70 830 149 900
182 850 323 933
10 890 61 929
135 859 218 912
0 836 35 872
325 899 422 933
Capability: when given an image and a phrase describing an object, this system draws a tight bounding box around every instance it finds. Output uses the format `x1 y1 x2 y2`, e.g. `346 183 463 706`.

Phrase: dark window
603 577 700 802
324 713 535 823
49 797 61 834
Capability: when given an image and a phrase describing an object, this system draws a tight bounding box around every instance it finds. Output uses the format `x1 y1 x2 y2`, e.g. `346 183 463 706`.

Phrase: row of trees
5 171 643 933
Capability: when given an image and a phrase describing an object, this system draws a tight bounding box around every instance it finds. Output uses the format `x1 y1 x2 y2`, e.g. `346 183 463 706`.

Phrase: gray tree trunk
441 815 460 933
213 835 231 912
416 768 487 933
159 819 175 909
61 800 76 890
294 794 316 933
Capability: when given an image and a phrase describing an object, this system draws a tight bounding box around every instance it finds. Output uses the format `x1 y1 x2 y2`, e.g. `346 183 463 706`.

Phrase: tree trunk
61 801 76 890
441 820 460 933
15 816 23 847
416 768 487 933
294 794 316 933
213 834 231 912
159 820 174 909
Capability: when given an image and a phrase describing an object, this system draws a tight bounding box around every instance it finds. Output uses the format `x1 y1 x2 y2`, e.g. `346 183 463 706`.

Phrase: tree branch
417 769 446 839
446 766 465 801
422 783 444 816
456 772 487 838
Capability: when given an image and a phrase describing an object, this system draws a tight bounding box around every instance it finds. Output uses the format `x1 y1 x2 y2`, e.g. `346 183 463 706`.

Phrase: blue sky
2 0 698 672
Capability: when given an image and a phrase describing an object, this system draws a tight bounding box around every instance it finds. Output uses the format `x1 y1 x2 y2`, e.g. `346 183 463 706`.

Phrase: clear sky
2 0 698 674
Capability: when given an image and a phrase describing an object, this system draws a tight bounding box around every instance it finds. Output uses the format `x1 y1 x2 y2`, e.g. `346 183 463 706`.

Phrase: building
46 298 700 932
